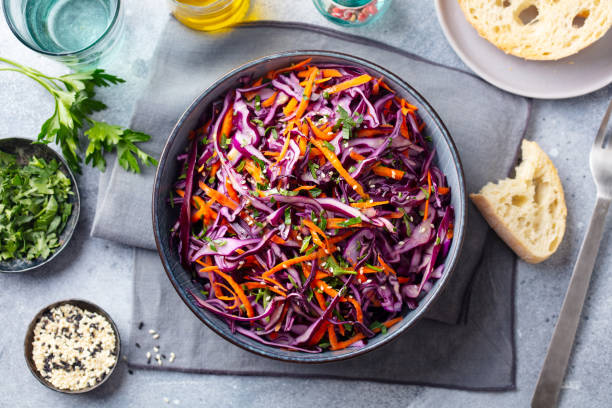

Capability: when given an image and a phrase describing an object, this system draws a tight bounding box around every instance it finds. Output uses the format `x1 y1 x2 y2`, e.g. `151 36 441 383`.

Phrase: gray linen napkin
95 19 529 388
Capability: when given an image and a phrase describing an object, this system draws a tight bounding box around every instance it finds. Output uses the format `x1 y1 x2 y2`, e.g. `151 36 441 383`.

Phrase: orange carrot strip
378 255 396 276
191 196 207 222
322 69 343 78
356 128 392 138
214 269 254 318
329 230 356 244
311 138 368 199
383 212 404 219
327 218 365 229
270 235 286 245
379 80 394 93
372 76 383 96
298 135 307 156
276 132 292 164
243 282 287 298
438 186 450 195
199 181 238 210
295 67 318 121
325 74 372 95
270 58 312 78
328 325 339 349
307 118 335 141
398 277 411 284
372 165 405 180
244 159 264 184
292 185 317 192
350 200 389 209
220 104 234 140
331 316 402 351
302 219 329 246
349 151 366 161
423 171 432 220
262 247 334 278
263 151 280 157
244 77 263 101
261 91 278 108
210 160 220 180
283 98 299 116
225 179 239 203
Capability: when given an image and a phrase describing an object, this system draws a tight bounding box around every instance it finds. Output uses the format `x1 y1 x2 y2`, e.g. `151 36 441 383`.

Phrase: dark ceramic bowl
24 299 121 394
0 138 80 273
153 51 467 363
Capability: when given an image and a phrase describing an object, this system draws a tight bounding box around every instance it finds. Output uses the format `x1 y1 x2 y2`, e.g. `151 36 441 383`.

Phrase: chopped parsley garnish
338 217 362 227
254 95 261 111
300 236 312 253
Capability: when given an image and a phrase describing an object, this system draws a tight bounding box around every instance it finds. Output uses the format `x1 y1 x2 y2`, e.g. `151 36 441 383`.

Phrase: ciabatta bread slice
471 140 567 263
457 0 612 60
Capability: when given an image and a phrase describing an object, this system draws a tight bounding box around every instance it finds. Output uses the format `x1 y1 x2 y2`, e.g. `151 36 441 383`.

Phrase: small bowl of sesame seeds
24 299 121 394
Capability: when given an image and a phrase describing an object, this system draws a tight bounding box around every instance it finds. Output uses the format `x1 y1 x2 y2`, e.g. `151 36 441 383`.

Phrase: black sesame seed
128 369 134 375
135 343 141 349
138 322 144 330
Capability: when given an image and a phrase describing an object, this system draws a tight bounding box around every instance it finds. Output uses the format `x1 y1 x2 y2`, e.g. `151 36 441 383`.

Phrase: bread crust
457 0 612 60
471 140 567 264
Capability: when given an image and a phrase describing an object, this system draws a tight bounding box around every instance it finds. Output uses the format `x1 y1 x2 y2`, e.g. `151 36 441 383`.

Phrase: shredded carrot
199 181 238 211
328 325 339 350
191 196 207 222
298 135 307 156
303 219 330 249
314 279 363 323
379 80 394 93
295 67 318 121
324 74 372 95
263 151 280 157
244 77 262 101
283 98 298 116
350 200 389 209
296 66 316 78
270 235 286 245
423 170 432 220
378 255 396 276
398 277 411 284
329 230 356 244
269 58 312 78
382 212 404 219
331 316 402 351
311 138 368 199
243 159 264 184
210 160 220 180
438 186 450 195
243 282 287 298
356 128 392 138
225 179 239 203
220 104 234 140
349 151 366 161
262 246 334 278
214 269 254 318
198 264 219 273
276 132 293 163
322 68 343 78
307 118 335 141
372 165 405 180
261 91 278 108
327 218 365 229
292 185 316 192
373 76 383 96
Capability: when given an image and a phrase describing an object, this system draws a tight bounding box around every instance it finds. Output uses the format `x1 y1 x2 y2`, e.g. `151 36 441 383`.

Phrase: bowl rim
152 50 468 363
0 137 81 273
23 298 121 394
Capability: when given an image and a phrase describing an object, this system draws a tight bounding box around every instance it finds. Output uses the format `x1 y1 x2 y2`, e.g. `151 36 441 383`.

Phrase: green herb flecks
0 153 73 261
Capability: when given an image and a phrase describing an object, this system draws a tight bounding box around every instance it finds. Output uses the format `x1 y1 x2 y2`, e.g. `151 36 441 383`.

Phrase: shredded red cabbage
171 60 454 352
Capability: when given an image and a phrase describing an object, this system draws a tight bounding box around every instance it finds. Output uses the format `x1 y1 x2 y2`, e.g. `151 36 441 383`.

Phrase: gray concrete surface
1 0 611 406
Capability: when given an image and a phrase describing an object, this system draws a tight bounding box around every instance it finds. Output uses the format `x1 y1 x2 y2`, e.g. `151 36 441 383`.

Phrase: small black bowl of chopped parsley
0 138 80 273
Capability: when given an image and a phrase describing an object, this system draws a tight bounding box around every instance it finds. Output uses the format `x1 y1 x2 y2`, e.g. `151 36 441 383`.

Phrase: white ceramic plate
435 0 612 99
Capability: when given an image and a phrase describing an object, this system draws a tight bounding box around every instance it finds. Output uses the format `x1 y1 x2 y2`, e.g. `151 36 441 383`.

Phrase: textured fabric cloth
92 18 529 389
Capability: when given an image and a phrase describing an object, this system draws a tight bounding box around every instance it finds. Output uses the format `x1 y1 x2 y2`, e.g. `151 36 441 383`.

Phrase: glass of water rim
2 0 124 69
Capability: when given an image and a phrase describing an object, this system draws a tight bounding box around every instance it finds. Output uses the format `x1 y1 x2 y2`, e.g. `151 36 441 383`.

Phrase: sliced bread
457 0 612 60
471 140 567 263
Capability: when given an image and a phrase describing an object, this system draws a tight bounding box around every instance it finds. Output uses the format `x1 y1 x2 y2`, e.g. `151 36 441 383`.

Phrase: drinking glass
312 0 392 27
2 0 124 69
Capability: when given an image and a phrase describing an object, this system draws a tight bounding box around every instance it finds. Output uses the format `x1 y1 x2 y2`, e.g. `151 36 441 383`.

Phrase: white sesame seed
157 359 163 366
146 351 151 359
122 355 127 361
365 279 372 284
173 400 180 405
324 249 329 254
155 354 161 360
296 235 302 241
352 185 357 190
152 333 160 339
398 241 405 246
169 352 176 363
282 263 288 268
319 285 324 291
391 170 396 178
321 262 327 268
148 329 156 335
164 397 170 403
369 199 374 203
153 346 159 353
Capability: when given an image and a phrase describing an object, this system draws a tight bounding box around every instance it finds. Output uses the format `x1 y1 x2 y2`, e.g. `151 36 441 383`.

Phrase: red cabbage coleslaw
170 59 454 352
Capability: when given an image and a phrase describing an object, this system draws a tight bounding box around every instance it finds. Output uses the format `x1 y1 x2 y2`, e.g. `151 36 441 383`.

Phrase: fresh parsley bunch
0 57 157 174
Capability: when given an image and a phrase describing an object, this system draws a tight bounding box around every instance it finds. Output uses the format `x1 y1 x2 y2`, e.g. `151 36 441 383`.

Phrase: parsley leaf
0 57 157 174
